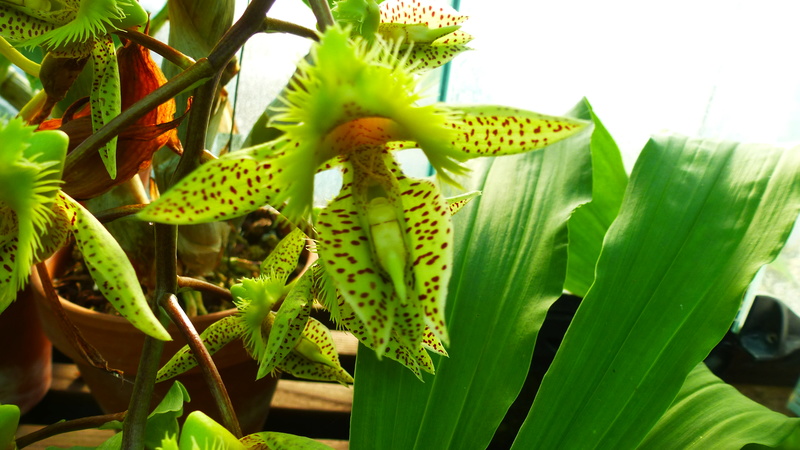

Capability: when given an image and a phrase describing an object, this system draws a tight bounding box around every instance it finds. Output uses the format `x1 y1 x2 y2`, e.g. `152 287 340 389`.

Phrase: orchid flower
0 0 149 179
156 229 353 385
140 24 587 372
0 118 169 341
334 0 473 70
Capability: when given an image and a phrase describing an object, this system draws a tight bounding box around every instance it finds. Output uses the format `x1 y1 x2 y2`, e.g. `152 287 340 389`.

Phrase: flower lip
322 117 408 161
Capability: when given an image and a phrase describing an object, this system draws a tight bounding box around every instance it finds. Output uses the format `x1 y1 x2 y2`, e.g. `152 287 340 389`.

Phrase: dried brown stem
34 263 123 377
177 276 233 302
161 294 242 438
16 412 126 449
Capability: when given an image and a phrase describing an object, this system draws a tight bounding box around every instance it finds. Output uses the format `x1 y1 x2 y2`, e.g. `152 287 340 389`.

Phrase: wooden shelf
17 331 358 448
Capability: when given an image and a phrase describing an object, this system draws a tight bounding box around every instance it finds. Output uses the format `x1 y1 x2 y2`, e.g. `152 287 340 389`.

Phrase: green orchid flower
140 25 587 363
334 0 472 70
0 118 169 341
156 229 354 385
0 0 149 179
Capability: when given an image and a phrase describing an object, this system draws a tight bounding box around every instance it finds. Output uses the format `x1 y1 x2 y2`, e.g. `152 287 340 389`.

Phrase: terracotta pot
29 263 279 434
0 287 52 414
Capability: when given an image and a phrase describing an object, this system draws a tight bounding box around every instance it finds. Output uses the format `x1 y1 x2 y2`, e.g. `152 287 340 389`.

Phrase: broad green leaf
563 98 628 297
638 363 800 449
90 35 121 179
350 122 593 449
57 192 171 341
515 135 800 448
241 432 334 450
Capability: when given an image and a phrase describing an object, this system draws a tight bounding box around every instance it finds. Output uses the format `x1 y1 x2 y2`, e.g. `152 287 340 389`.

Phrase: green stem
308 0 335 31
121 224 175 450
114 28 196 70
16 412 126 449
68 59 214 167
177 276 234 302
94 204 147 223
161 294 242 437
0 36 40 77
148 1 170 36
170 71 221 186
264 17 319 41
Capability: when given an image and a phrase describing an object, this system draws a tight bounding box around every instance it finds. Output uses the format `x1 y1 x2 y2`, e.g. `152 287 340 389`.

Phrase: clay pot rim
56 294 236 328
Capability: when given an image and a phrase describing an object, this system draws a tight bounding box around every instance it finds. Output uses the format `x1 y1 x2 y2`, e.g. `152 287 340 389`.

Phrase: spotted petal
156 315 246 382
90 36 121 179
393 169 453 345
443 105 589 159
240 432 335 450
257 272 313 379
58 192 170 341
379 0 468 29
445 190 481 215
312 261 432 378
316 176 396 354
138 149 282 225
260 228 307 285
278 317 353 384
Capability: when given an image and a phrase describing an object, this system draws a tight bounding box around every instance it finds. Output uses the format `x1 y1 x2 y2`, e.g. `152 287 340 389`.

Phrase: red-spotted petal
445 190 481 215
90 36 121 179
445 105 589 158
156 315 246 382
278 317 353 384
138 150 282 225
396 175 453 345
379 0 469 28
258 272 313 379
58 192 170 341
316 173 396 354
260 228 308 285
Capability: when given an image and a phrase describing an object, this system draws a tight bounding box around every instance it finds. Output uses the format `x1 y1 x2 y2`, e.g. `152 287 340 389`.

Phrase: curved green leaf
639 364 800 449
350 121 593 449
563 98 628 297
516 135 800 448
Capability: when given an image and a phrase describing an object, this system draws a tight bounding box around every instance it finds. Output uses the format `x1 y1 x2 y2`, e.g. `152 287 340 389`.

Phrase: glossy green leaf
350 123 593 449
515 135 800 448
180 410 244 450
0 404 19 450
638 363 800 449
563 98 628 297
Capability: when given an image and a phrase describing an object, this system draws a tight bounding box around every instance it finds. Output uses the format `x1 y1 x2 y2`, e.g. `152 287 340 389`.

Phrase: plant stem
0 36 40 77
114 28 196 70
170 71 221 186
121 223 175 450
308 0 335 31
34 263 123 377
177 276 233 302
94 204 147 223
161 294 242 437
264 17 319 41
207 0 278 70
16 412 126 449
